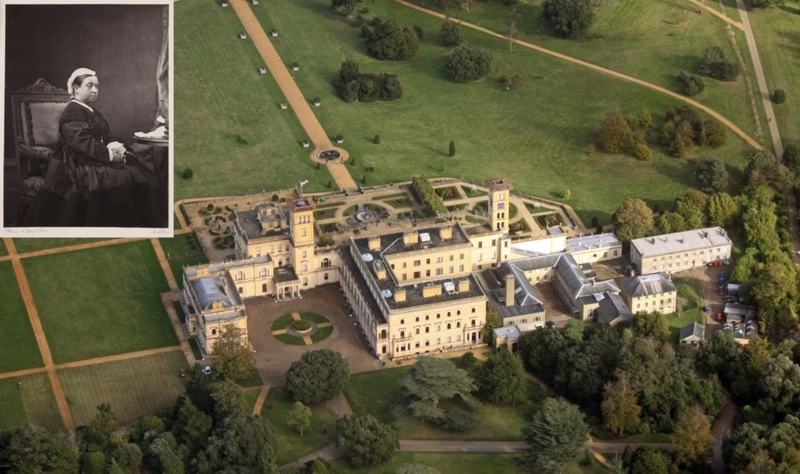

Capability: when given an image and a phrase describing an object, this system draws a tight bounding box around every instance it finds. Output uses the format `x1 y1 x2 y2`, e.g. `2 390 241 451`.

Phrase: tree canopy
517 399 589 474
335 414 399 468
286 349 350 404
444 46 493 83
399 356 479 426
365 18 419 60
695 158 729 193
613 198 653 243
211 324 255 383
473 346 527 406
440 20 463 47
542 0 596 38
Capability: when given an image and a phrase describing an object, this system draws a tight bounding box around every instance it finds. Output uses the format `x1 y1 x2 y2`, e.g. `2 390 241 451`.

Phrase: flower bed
536 213 563 228
435 186 462 201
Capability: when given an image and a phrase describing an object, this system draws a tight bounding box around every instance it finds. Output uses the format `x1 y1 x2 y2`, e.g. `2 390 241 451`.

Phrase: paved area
229 0 357 191
394 0 761 150
245 285 381 386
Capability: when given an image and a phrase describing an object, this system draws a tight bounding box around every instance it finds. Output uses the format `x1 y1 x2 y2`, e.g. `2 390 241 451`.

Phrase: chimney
505 273 515 307
394 288 406 302
423 284 442 298
403 231 419 246
458 279 470 292
368 236 381 251
440 226 453 241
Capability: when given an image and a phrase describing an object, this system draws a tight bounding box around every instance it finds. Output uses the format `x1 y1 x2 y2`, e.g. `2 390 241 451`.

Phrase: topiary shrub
445 46 493 83
365 18 419 60
773 88 786 104
440 20 463 47
374 134 381 144
182 166 194 179
271 194 279 202
293 319 311 331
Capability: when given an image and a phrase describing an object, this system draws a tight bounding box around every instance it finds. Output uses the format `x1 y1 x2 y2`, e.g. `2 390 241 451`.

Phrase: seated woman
24 68 167 228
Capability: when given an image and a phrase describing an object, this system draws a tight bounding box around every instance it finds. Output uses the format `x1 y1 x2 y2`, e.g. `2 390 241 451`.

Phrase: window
259 268 267 277
477 253 483 261
504 241 508 248
522 319 527 324
212 328 217 335
415 341 420 347
415 317 420 322
449 266 454 273
491 251 496 259
416 328 420 335
472 307 477 313
447 311 451 317
456 334 461 341
437 256 443 263
457 310 461 315
302 263 308 272
447 323 451 329
450 255 454 261
269 246 274 253
459 265 464 272
436 324 441 331
414 271 420 278
457 322 461 328
460 253 464 260
425 270 431 277
302 250 307 258
613 250 618 257
426 315 430 321
425 340 430 346
447 336 452 343
400 331 405 338
492 239 496 246
403 262 407 268
238 287 243 293
402 273 407 281
436 338 440 344
256 248 261 257
471 319 476 326
414 260 421 266
426 259 431 264
262 283 267 293
425 327 430 333
303 278 308 286
479 241 483 248
400 319 405 324
236 271 243 280
603 252 607 258
301 229 307 237
436 268 443 275
436 313 441 319
324 272 329 281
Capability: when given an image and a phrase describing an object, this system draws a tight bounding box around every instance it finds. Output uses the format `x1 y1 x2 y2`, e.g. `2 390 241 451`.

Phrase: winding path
394 0 762 150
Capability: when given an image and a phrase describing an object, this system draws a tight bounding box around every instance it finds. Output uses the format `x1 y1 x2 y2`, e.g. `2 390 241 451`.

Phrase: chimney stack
505 273 515 307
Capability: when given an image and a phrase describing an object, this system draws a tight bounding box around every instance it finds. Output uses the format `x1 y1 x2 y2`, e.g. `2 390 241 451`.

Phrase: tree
192 410 279 474
677 70 705 96
110 443 143 474
697 328 739 376
783 143 800 174
399 356 478 422
613 198 653 243
5 424 80 473
517 399 589 474
675 199 704 229
655 212 686 234
757 355 800 416
706 192 739 227
335 414 398 468
449 140 456 157
696 158 729 193
632 311 669 341
543 0 596 38
365 19 419 60
751 261 797 313
211 324 255 383
146 432 186 474
704 118 728 147
671 404 714 467
210 379 248 420
698 46 740 81
481 311 501 343
473 346 527 406
286 349 350 404
174 397 212 452
439 20 463 47
752 0 786 7
601 373 641 436
287 401 312 436
444 46 493 83
597 107 633 154
330 0 361 16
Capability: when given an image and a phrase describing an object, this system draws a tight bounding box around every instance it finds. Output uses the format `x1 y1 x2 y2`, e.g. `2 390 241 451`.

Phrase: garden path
688 0 744 30
252 385 271 415
161 290 199 366
3 238 74 430
228 0 357 191
394 0 762 150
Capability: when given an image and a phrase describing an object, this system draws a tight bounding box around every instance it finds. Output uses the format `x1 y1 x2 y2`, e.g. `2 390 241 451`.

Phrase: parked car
715 312 725 321
546 321 556 329
703 305 711 313
717 289 725 296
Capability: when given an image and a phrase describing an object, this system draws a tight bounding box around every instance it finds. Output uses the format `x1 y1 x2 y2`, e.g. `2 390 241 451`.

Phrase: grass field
13 238 105 254
0 262 43 373
0 374 62 432
0 239 7 256
669 308 705 345
24 241 178 364
174 0 336 200
745 4 800 150
260 384 338 465
59 351 188 426
330 452 609 474
249 0 753 225
345 366 547 441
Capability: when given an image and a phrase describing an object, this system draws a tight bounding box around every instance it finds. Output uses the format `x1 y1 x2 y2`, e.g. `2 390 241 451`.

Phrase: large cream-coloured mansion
181 178 625 358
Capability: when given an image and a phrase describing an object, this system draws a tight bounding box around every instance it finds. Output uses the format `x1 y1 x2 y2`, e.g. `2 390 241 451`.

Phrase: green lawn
272 314 296 331
275 333 307 345
13 238 105 254
346 366 546 441
299 312 329 324
311 326 334 343
0 374 62 432
260 384 338 465
59 351 188 426
174 0 336 200
330 453 527 474
250 0 752 226
244 389 261 413
746 4 800 151
159 233 202 256
669 308 706 345
24 241 178 364
674 276 704 309
0 262 44 373
0 239 7 256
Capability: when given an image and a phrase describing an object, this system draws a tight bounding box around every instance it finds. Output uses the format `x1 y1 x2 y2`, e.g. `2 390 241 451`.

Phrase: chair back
10 79 71 203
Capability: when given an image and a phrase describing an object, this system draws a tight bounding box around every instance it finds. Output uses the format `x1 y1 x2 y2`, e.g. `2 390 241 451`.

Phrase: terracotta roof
484 178 512 192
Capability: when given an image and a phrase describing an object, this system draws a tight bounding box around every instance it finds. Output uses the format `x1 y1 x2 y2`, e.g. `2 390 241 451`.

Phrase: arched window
457 334 461 341
425 340 430 346
472 319 476 326
425 315 430 321
415 317 420 322
400 319 405 324
447 336 452 343
425 327 430 333
436 324 441 331
447 311 451 317
436 313 441 319
212 328 217 335
262 283 267 293
416 328 420 335
324 273 329 280
381 329 387 339
471 307 476 313
457 322 461 328
447 323 451 330
457 310 461 315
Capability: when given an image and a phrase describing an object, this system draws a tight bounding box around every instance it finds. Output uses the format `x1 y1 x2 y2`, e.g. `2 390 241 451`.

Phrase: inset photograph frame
1 0 174 238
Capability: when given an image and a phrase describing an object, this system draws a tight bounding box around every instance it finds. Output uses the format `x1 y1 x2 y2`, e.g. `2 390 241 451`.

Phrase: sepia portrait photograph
1 0 173 238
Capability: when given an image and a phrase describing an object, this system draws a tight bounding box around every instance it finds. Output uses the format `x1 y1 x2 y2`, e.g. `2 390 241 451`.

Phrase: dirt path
394 0 761 150
161 291 199 366
229 0 357 191
0 237 139 263
711 399 737 474
688 0 744 30
252 385 271 415
4 238 74 430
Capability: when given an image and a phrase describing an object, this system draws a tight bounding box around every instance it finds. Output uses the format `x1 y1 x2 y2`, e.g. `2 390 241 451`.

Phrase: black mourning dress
25 101 167 227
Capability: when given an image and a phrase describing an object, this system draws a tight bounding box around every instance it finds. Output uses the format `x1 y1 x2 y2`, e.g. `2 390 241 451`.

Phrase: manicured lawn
300 312 329 324
345 366 546 441
0 262 44 372
174 0 336 200
311 326 333 343
251 0 753 226
259 384 338 465
673 276 704 309
59 351 188 426
24 241 178 364
669 308 705 346
13 238 104 254
188 338 203 362
746 5 800 150
159 233 201 256
0 239 7 256
329 453 586 474
272 314 296 331
238 367 264 388
244 389 260 413
0 374 63 432
275 333 307 345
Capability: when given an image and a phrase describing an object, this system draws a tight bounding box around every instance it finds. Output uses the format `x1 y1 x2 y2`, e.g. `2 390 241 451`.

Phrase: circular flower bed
293 319 311 331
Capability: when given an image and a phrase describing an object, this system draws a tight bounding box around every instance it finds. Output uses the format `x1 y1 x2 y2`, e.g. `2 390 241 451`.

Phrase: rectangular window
425 270 431 277
449 266 454 273
437 256 443 263
460 253 464 260
402 273 407 280
478 241 483 248
414 260 421 266
403 262 407 268
256 248 261 257
459 265 464 272
497 202 505 210
491 251 496 259
477 253 483 261
426 259 431 264
269 247 274 253
449 255 454 261
301 229 307 237
302 251 307 258
492 239 496 246
414 271 421 278
436 268 443 275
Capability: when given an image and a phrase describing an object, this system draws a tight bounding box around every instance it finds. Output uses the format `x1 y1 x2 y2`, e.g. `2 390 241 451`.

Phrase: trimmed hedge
411 174 447 215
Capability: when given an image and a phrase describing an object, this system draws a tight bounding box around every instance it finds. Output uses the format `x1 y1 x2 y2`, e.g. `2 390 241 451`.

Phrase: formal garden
271 312 334 345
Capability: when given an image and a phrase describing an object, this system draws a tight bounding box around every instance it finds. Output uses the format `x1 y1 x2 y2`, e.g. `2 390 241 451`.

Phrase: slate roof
554 253 620 299
596 292 633 324
631 227 731 258
679 322 705 341
478 261 545 319
191 275 241 311
620 272 678 298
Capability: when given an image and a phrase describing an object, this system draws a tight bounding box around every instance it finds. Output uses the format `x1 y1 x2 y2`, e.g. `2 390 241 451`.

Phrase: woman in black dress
25 68 167 228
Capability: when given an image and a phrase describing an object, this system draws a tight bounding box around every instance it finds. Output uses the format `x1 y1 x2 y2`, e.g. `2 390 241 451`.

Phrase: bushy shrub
703 118 727 148
698 46 740 81
543 0 595 38
773 88 786 104
445 46 493 83
333 60 403 103
678 70 705 96
374 134 381 144
411 174 447 215
182 166 194 179
293 319 311 331
634 143 653 161
440 20 463 47
365 18 419 60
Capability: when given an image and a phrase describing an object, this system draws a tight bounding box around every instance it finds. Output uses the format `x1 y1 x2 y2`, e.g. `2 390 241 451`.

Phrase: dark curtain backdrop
4 4 164 160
